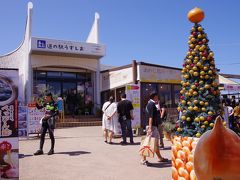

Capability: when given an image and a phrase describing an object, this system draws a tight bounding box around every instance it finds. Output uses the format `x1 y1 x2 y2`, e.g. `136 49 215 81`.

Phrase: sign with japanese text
27 103 45 134
126 84 141 128
0 69 18 138
224 84 240 91
101 67 133 91
18 106 27 137
139 65 181 83
31 37 105 57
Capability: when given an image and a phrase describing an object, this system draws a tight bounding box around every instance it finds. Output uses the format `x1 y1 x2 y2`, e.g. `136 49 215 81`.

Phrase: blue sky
0 0 240 75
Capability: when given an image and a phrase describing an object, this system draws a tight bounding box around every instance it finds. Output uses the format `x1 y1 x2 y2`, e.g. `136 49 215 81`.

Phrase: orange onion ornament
194 116 240 180
188 7 205 23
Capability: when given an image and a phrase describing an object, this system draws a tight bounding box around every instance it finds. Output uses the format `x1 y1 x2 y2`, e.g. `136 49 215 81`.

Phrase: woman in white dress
102 96 117 144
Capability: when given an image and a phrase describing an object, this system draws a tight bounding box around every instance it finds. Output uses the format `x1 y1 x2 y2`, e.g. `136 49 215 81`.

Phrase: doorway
33 70 94 115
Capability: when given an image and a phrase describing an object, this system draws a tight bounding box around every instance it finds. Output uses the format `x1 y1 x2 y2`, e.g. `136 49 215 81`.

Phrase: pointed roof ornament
28 1 33 9
86 12 100 44
25 2 33 41
95 12 100 20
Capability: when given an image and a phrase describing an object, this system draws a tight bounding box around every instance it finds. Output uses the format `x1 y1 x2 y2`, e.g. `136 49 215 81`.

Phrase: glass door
63 82 77 116
77 82 85 115
47 81 61 97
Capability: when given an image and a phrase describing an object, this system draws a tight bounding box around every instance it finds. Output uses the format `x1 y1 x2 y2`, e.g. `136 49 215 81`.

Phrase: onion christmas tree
177 7 221 138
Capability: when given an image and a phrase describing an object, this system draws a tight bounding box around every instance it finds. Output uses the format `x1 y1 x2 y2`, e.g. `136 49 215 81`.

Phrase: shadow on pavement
19 151 91 158
19 154 34 159
108 142 141 146
147 160 172 168
160 146 171 150
55 150 91 156
129 142 141 146
20 136 79 141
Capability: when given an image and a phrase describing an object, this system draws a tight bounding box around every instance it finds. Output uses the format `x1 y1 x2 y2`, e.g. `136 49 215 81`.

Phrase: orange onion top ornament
194 116 240 180
188 7 205 23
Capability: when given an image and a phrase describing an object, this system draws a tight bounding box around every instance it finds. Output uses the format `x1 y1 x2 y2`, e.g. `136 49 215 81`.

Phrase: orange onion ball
188 7 205 23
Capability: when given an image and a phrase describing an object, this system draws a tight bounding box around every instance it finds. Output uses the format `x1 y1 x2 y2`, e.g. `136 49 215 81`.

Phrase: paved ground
19 126 172 180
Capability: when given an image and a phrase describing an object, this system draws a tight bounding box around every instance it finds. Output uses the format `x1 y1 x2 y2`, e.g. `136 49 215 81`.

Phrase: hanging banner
126 84 141 128
0 70 18 138
0 69 19 179
224 84 240 91
27 103 45 134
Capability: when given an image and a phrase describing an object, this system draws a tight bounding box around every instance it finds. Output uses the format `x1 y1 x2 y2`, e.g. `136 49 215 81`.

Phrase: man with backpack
117 93 134 145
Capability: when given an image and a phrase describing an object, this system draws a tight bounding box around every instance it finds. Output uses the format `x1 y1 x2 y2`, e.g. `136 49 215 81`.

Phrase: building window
33 80 46 96
77 73 86 80
101 89 115 106
101 90 110 106
62 72 76 79
36 71 46 78
116 87 126 102
158 84 172 108
173 84 181 107
47 81 61 97
33 70 93 115
47 71 61 78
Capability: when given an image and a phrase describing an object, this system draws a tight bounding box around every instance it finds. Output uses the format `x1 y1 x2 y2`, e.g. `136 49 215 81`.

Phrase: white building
0 2 105 115
1 2 239 120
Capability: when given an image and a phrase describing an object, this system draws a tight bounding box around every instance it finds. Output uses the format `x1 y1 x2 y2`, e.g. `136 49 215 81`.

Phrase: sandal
159 157 168 162
140 160 149 165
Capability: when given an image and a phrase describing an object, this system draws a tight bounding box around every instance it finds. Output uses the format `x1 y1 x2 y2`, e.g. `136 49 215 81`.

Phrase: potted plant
162 121 176 140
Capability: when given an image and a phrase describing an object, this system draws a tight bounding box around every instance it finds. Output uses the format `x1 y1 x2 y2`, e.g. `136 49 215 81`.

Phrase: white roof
219 75 239 85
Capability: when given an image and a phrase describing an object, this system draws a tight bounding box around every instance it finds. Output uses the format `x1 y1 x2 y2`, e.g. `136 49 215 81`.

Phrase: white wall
31 54 99 71
0 34 29 105
101 67 133 91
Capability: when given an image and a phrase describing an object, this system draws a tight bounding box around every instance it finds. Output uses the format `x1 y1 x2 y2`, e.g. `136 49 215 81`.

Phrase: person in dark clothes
117 93 134 145
231 96 236 108
226 100 234 130
155 99 165 148
66 89 77 118
141 92 168 165
34 92 58 156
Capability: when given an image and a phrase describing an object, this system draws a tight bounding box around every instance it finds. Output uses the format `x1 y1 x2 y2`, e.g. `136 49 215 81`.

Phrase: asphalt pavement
19 126 171 180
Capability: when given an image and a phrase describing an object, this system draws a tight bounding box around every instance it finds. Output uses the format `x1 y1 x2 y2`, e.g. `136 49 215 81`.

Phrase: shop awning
219 75 240 91
219 75 239 85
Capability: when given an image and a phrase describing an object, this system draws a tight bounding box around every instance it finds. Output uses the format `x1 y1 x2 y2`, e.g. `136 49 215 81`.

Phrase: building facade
1 3 239 122
0 3 105 115
101 61 182 127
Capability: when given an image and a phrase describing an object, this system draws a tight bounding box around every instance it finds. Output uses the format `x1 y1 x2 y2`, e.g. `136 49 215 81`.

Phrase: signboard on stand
0 69 19 179
27 103 45 135
18 106 27 137
126 84 141 129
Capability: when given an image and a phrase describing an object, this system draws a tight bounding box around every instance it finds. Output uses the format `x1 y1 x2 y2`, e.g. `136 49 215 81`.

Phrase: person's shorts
146 126 160 139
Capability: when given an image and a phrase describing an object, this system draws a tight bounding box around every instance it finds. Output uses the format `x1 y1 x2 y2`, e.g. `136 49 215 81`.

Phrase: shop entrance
33 70 94 115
